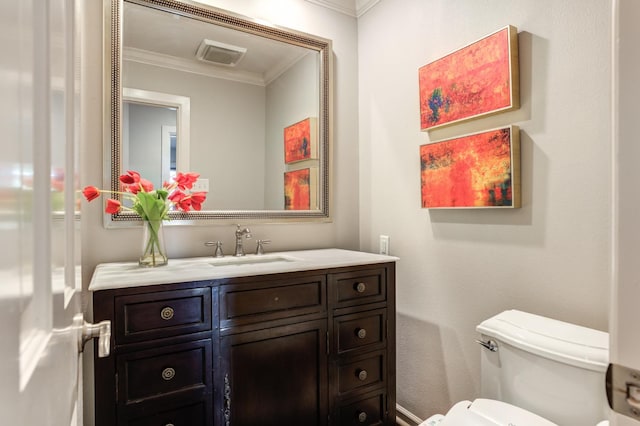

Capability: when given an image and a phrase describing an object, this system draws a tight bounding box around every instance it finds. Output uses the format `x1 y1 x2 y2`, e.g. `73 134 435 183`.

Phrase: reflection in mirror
105 0 332 224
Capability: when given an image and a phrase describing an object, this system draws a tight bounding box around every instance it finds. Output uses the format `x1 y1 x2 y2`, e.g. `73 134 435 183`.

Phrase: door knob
78 317 111 358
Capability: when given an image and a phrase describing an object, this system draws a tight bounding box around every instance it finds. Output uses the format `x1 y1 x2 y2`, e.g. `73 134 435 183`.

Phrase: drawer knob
357 411 367 423
356 369 368 381
160 306 174 320
356 328 367 339
161 367 176 381
355 282 366 293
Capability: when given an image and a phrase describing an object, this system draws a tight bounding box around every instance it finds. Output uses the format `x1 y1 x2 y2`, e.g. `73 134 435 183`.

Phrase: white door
612 0 640 425
0 0 88 424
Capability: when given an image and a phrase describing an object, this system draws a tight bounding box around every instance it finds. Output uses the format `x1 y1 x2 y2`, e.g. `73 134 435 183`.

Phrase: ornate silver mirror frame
103 0 332 226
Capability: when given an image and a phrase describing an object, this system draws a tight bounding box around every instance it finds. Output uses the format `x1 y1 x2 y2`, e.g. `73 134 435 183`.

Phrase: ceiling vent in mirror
195 39 247 66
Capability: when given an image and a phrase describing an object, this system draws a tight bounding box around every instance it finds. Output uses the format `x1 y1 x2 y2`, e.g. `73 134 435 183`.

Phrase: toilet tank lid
476 310 609 372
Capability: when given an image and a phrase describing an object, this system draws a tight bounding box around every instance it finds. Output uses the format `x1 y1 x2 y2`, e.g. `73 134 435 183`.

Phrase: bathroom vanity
91 249 397 426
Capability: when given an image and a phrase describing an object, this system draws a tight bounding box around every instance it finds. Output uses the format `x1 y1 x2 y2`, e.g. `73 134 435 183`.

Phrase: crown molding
123 47 266 86
304 0 380 17
355 0 380 17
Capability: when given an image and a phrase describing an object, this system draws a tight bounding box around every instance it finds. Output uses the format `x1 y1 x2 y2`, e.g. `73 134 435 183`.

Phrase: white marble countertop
89 248 399 292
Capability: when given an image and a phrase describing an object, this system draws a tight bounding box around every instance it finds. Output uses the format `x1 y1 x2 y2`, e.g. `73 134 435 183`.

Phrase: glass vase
139 219 168 267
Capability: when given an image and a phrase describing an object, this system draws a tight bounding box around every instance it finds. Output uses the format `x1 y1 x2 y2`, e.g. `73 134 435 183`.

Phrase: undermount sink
208 254 300 267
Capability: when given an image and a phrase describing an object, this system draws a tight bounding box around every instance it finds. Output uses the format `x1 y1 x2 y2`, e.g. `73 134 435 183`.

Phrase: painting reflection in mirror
284 168 318 210
284 117 317 164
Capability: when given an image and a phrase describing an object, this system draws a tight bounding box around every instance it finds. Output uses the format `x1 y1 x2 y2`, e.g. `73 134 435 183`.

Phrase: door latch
606 363 640 419
75 314 111 358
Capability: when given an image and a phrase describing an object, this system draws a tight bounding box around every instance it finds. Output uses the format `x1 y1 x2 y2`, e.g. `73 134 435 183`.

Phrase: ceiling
123 2 315 86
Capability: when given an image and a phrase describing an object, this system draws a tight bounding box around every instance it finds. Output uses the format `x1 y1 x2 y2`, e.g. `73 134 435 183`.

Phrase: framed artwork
420 125 520 209
419 25 519 130
284 167 318 210
284 117 317 164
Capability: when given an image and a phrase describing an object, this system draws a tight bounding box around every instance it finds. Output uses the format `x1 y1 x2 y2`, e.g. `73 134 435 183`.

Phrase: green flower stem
142 219 165 266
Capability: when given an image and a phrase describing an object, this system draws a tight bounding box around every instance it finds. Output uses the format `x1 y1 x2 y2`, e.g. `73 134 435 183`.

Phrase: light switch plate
379 235 389 255
192 178 209 192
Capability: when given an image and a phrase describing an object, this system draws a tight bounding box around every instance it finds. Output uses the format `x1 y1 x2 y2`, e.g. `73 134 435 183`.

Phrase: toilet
421 309 610 426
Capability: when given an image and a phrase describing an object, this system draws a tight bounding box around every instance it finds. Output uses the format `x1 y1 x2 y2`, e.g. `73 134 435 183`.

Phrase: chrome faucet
234 225 252 256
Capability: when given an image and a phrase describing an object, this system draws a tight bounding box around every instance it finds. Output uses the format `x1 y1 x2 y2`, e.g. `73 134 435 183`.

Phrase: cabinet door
220 319 328 426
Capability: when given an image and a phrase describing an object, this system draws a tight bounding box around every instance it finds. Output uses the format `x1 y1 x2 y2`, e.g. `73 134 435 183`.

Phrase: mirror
104 0 332 225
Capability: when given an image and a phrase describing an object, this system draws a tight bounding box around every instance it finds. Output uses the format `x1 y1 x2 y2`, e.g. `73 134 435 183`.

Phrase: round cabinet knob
161 367 176 381
357 411 367 423
160 306 174 320
356 369 368 381
356 328 367 339
355 282 366 293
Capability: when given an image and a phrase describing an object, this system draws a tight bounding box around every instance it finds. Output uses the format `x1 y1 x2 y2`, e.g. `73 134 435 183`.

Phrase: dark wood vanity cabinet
93 283 216 426
93 262 396 426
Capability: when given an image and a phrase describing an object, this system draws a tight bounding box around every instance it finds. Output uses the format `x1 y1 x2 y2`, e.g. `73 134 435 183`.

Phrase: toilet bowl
419 310 610 426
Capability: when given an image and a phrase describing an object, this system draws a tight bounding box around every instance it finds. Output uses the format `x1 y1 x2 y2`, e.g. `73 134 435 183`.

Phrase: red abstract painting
419 26 519 130
284 117 317 163
420 126 520 208
284 168 317 210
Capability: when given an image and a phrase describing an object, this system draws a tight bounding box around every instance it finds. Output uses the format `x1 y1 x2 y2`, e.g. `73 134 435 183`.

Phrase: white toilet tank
476 310 609 426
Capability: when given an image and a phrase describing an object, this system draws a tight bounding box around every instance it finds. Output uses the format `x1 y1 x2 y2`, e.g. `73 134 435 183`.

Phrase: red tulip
190 192 207 211
139 178 154 193
124 183 140 194
168 190 186 203
174 172 199 190
84 170 207 217
82 186 100 202
105 198 122 214
119 170 141 185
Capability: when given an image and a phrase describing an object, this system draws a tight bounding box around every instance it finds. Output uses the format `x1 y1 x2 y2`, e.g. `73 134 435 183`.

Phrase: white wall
357 0 611 419
81 0 360 285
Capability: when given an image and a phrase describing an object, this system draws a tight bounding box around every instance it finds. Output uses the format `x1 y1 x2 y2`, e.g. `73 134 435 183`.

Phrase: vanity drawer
338 391 386 426
220 275 326 328
338 350 386 396
115 288 211 344
127 400 210 426
331 268 386 308
335 309 386 355
117 339 212 406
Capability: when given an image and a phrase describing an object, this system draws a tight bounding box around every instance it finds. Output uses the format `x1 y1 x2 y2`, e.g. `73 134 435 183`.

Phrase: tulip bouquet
82 170 207 266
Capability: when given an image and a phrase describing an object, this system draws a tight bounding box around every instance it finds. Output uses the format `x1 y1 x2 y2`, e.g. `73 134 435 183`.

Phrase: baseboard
396 403 423 426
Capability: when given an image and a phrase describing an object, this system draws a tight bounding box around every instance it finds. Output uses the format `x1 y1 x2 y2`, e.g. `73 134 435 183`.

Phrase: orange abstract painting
284 168 317 210
284 117 317 164
420 126 520 208
419 26 519 130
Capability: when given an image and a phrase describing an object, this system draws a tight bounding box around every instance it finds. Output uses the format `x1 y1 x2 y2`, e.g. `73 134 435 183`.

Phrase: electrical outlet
379 235 389 255
192 178 209 192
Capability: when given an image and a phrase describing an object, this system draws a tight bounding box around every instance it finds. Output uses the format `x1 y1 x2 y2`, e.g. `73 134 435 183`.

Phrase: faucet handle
255 239 271 255
205 241 224 257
